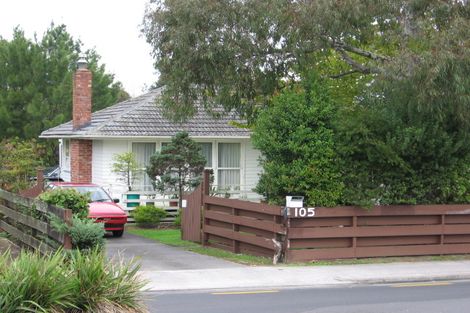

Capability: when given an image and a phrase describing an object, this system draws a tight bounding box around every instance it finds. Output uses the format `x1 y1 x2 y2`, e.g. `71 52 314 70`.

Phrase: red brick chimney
73 57 92 130
71 56 93 183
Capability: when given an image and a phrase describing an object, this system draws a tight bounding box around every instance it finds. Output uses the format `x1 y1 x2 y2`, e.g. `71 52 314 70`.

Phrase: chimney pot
77 54 87 70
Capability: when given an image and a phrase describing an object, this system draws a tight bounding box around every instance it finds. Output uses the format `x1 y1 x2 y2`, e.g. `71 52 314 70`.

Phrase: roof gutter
39 134 252 140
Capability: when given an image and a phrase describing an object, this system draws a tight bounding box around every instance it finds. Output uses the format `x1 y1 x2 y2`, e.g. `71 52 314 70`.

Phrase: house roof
39 88 251 139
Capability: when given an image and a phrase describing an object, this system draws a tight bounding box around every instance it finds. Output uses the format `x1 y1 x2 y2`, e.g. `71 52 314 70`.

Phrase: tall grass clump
0 250 74 313
0 249 148 313
68 249 147 312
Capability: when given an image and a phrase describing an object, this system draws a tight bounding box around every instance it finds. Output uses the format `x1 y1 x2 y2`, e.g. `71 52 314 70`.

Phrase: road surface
145 280 470 313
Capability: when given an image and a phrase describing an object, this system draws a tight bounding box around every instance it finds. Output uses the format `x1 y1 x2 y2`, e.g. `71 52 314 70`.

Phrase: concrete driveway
105 232 243 271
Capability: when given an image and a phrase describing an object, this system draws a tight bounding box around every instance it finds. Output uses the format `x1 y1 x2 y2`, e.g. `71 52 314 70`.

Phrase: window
198 143 212 167
132 143 156 191
218 143 240 189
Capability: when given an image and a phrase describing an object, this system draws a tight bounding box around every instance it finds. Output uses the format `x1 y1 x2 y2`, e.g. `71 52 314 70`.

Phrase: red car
48 182 127 237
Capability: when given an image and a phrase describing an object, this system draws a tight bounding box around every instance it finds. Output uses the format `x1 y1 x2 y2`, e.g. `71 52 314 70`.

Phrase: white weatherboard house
40 60 262 202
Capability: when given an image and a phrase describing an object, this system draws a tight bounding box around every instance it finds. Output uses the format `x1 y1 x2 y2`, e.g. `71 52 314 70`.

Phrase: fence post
281 207 289 263
201 169 210 246
36 167 44 187
63 209 73 250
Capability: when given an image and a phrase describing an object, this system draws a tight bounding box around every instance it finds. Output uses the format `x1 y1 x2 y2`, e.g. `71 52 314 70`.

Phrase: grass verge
126 227 272 266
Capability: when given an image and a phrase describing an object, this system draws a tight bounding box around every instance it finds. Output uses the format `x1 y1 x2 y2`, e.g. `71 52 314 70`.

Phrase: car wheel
112 230 124 237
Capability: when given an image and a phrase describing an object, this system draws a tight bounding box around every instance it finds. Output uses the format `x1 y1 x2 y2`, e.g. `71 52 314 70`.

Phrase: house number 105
293 207 315 218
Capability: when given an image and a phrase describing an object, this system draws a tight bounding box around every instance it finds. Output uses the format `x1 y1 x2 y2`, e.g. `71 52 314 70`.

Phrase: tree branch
329 70 361 79
334 41 391 62
324 35 391 62
335 47 381 75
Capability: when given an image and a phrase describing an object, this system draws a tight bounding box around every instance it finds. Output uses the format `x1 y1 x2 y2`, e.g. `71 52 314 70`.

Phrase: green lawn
126 227 273 266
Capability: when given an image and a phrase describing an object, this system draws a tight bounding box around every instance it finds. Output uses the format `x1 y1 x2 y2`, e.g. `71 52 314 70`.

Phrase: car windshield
63 186 112 202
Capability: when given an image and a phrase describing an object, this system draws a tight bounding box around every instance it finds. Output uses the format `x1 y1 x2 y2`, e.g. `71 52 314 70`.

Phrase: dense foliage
0 138 44 192
39 188 90 219
0 24 129 164
133 205 167 228
39 189 107 250
143 0 468 122
146 132 207 208
252 75 343 206
0 249 147 312
337 53 470 206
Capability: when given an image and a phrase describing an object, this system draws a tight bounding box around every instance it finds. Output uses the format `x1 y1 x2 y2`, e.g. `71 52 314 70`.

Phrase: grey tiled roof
40 88 250 138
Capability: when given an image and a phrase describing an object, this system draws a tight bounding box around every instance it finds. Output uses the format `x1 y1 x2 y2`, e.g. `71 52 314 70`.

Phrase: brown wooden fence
182 170 286 263
202 196 285 263
182 172 470 263
0 189 72 253
285 205 470 262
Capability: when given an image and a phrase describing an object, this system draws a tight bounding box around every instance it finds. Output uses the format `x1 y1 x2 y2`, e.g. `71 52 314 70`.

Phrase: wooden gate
181 171 210 242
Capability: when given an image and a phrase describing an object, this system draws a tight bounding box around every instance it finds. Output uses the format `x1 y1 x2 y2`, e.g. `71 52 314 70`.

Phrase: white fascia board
39 135 251 140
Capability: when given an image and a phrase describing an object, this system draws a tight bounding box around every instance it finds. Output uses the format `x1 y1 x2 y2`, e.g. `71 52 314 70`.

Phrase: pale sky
0 0 156 97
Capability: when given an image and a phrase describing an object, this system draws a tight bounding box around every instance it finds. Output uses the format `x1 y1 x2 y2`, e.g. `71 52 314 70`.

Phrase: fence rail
0 189 72 253
285 205 470 262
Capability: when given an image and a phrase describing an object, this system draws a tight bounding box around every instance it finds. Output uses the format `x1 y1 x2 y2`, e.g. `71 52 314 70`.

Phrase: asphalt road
145 280 470 313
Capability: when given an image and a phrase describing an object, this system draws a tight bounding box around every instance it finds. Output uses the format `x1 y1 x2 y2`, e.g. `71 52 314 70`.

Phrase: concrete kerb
140 260 470 292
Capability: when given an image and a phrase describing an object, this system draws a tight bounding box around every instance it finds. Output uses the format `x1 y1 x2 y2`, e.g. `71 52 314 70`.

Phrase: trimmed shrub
133 205 167 228
39 188 90 219
69 217 105 251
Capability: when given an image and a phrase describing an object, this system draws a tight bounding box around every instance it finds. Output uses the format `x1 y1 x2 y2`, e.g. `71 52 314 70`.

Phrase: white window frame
216 142 242 191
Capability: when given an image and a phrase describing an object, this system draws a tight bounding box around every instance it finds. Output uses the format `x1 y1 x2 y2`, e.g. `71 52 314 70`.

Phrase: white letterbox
285 196 304 208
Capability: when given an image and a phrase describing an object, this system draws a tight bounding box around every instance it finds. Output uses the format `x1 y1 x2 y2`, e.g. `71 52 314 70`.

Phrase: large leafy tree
143 0 468 121
0 24 129 164
146 132 206 208
144 0 470 206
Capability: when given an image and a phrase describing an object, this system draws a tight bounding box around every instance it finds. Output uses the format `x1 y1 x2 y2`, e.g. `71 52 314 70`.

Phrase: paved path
105 233 243 271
